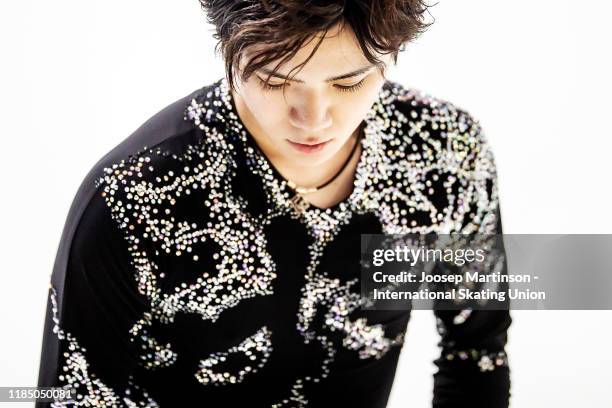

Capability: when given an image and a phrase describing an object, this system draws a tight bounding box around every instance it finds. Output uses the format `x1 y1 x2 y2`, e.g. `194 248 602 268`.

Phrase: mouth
286 138 332 154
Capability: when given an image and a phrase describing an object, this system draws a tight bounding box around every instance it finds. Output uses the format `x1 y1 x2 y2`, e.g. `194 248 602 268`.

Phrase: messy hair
199 0 434 92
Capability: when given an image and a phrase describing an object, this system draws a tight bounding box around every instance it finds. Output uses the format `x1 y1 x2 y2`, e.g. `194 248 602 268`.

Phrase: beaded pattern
195 326 272 385
128 312 177 369
46 76 506 406
297 273 404 360
47 285 160 407
93 116 278 380
443 348 509 373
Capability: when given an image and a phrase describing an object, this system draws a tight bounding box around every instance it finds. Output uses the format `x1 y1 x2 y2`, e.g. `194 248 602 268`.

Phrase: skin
230 21 394 209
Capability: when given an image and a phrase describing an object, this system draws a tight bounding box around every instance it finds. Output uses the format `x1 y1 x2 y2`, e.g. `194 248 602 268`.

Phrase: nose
288 90 332 132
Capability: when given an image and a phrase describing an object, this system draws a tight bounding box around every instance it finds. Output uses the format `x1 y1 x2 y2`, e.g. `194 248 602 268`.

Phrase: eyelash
256 76 366 93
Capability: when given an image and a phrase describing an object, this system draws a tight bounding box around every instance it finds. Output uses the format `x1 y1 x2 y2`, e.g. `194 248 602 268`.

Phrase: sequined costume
36 77 511 407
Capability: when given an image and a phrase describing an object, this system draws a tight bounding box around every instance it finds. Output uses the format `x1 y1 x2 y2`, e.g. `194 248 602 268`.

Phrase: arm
431 113 512 407
36 187 158 407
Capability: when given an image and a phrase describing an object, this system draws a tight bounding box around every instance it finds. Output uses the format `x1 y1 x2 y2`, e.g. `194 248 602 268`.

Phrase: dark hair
199 0 434 92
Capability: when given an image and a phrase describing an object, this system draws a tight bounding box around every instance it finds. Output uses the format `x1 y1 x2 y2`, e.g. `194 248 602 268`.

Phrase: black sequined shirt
36 77 512 407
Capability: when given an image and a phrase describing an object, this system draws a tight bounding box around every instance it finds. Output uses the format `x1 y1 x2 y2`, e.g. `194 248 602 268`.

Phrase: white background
1 1 611 407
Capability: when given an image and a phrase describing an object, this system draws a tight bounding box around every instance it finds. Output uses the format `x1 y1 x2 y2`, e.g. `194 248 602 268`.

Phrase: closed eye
255 75 367 93
333 78 366 93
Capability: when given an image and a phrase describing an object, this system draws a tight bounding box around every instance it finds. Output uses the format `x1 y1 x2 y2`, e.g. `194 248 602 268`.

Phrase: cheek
338 85 383 125
243 91 288 134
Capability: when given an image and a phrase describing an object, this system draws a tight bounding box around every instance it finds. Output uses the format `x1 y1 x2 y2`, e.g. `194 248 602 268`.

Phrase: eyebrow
258 64 375 83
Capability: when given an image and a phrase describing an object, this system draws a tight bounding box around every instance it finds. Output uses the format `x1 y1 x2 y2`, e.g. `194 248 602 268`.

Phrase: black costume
36 77 511 407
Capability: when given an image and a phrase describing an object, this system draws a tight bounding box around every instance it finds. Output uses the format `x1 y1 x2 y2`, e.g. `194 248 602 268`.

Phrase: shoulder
380 79 496 176
59 81 221 254
75 83 215 200
375 80 500 233
381 79 484 133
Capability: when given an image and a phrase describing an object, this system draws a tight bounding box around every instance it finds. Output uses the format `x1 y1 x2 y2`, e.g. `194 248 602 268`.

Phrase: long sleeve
36 186 158 407
431 113 512 407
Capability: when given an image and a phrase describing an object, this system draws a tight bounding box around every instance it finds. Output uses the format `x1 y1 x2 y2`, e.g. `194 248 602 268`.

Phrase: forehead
247 23 384 80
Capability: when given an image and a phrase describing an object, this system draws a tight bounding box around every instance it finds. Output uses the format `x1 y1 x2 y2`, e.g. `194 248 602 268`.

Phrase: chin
290 150 333 166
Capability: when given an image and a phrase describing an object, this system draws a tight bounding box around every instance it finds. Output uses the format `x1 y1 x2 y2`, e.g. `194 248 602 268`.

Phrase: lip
287 139 332 154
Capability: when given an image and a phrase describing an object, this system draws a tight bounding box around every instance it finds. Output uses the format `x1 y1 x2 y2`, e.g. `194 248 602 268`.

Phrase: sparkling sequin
443 348 509 373
195 326 272 385
47 285 159 407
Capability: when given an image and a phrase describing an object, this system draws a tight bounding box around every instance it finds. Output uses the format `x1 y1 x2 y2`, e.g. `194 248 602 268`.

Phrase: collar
184 76 397 236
